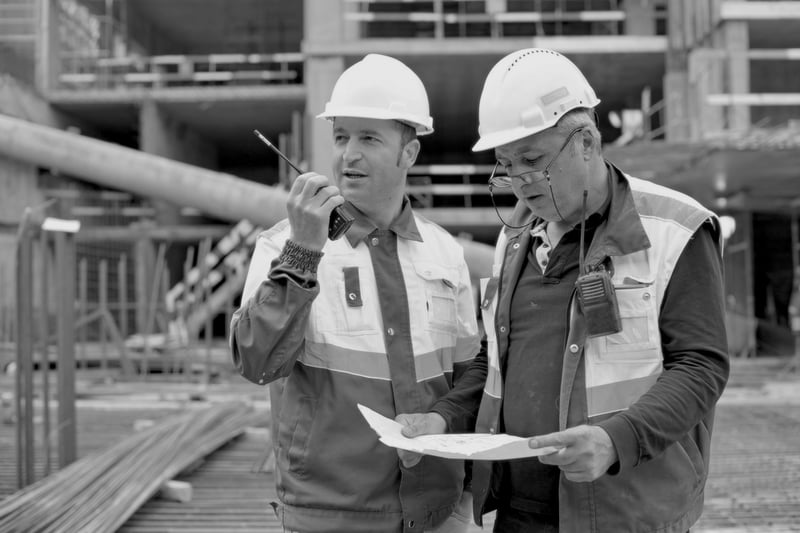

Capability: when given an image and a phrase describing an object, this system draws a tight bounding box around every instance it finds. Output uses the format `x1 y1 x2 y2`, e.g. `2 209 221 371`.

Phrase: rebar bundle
0 402 260 532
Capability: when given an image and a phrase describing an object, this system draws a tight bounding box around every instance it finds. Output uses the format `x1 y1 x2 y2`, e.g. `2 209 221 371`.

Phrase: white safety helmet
472 48 600 151
317 54 434 136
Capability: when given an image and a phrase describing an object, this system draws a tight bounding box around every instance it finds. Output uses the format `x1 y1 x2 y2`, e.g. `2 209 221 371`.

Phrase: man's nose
342 140 362 163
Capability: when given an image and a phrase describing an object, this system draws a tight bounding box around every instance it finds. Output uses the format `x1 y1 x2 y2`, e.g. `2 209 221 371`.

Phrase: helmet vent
506 48 559 73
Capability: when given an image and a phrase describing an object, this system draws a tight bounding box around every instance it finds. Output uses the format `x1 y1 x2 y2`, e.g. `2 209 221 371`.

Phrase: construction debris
0 402 260 532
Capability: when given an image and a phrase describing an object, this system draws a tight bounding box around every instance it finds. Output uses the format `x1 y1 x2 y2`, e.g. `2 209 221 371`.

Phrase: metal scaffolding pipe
0 113 288 227
0 113 494 279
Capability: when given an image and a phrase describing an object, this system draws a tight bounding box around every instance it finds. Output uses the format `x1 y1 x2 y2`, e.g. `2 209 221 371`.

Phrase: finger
399 418 424 438
289 172 316 196
537 447 574 466
395 414 418 437
300 174 331 199
529 431 572 450
315 185 344 207
323 195 346 212
397 449 422 468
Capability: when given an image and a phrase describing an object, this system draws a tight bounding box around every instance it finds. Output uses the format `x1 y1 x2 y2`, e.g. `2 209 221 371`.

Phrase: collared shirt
343 199 423 247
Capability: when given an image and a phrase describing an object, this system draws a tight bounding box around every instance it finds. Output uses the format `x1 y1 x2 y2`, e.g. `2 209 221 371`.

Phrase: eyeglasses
488 126 586 189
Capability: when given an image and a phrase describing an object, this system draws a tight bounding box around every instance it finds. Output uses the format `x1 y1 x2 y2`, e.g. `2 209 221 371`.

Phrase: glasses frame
488 126 586 189
487 126 587 228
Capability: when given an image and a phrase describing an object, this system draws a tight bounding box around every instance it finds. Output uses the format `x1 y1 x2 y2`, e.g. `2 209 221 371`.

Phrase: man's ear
400 139 421 169
580 128 596 159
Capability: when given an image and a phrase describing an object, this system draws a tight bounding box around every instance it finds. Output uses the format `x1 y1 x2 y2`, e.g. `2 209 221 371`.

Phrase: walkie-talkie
254 129 354 240
575 269 622 337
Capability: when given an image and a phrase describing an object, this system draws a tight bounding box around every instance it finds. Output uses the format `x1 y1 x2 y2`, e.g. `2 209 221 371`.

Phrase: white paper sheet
357 404 561 461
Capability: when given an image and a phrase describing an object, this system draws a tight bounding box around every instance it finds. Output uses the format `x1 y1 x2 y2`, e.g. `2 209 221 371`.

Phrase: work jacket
472 168 724 533
230 205 481 533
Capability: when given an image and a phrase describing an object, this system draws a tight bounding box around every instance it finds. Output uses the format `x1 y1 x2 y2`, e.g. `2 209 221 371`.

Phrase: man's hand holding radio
529 425 618 482
287 172 345 251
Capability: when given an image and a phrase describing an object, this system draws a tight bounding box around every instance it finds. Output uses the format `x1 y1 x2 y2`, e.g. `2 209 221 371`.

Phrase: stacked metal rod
0 402 261 532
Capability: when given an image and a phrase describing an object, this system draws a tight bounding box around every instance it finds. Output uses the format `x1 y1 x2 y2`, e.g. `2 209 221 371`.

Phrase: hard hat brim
317 105 434 136
472 125 550 152
472 99 601 151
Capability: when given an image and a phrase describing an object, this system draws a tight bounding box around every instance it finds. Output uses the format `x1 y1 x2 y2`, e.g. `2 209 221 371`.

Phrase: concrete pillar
664 0 688 140
304 0 352 172
724 22 751 133
139 100 218 226
688 50 725 139
664 69 691 141
305 0 357 44
305 57 345 176
139 101 220 291
625 0 656 36
36 0 60 94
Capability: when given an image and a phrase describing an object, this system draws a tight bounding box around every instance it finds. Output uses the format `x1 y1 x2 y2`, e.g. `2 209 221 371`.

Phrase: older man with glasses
399 48 730 533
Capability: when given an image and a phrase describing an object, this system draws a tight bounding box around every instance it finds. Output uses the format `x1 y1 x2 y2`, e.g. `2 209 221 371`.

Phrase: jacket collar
344 196 423 247
502 161 651 265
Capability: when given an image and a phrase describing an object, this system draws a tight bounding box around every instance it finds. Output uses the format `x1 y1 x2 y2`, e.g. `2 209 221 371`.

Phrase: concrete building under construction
2 0 800 358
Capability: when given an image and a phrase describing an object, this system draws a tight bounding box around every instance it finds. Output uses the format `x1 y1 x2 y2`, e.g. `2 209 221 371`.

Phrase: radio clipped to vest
575 267 622 337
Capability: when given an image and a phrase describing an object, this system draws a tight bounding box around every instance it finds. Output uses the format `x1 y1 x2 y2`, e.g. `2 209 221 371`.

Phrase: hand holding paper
395 411 447 467
358 404 561 461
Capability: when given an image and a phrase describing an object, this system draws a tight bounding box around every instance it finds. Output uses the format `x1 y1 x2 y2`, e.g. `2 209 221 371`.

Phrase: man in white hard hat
401 48 729 532
230 54 484 532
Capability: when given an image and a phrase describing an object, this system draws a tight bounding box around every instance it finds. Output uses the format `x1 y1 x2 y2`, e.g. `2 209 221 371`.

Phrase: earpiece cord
579 189 587 275
489 184 528 230
547 178 566 223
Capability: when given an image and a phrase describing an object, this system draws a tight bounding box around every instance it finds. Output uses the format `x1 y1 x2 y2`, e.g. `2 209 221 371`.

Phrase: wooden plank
156 480 192 503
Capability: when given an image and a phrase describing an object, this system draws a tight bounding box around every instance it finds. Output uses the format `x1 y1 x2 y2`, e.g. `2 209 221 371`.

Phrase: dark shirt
499 218 601 524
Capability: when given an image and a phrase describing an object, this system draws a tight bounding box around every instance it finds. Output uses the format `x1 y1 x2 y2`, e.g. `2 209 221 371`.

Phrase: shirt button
371 237 379 246
541 259 548 266
643 292 651 301
408 520 415 528
387 327 395 336
348 292 357 301
499 326 506 333
512 243 520 249
489 427 496 434
569 344 580 353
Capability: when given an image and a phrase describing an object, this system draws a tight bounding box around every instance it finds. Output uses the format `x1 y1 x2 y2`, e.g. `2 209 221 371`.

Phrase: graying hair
556 108 602 153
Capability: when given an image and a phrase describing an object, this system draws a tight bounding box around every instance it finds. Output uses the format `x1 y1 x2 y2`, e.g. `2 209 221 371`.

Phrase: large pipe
0 113 289 227
0 113 494 279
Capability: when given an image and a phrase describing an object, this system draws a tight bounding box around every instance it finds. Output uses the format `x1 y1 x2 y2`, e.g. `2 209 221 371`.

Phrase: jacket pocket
677 427 707 487
414 262 459 334
276 395 317 478
313 260 378 335
598 285 660 361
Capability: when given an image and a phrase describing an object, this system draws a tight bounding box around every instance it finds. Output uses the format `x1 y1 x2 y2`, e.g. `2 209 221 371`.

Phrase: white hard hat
472 48 600 151
317 54 434 136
